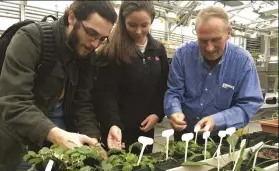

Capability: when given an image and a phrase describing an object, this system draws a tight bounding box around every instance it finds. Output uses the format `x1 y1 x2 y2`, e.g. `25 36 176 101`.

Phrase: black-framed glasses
80 21 109 44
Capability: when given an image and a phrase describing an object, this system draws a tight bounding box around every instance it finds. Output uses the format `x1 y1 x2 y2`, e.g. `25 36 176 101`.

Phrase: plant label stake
226 127 236 154
194 125 200 144
203 131 210 160
251 142 264 171
217 145 221 171
232 139 246 171
45 159 54 171
162 129 174 160
137 136 154 166
181 133 194 162
213 130 227 158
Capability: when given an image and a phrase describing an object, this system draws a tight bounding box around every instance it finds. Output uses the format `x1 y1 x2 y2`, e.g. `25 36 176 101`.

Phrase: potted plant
154 139 220 171
24 143 106 171
103 142 162 171
259 111 278 134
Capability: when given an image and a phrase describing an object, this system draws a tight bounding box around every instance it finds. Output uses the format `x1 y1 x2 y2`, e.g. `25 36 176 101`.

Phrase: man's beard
68 23 91 58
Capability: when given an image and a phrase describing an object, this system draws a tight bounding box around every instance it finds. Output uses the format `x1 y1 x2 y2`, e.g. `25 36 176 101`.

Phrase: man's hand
169 112 187 131
107 125 124 149
140 114 159 132
47 127 98 149
195 116 216 132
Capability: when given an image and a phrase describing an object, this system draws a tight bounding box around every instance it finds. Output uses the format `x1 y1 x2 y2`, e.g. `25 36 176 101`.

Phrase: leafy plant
102 142 161 171
226 133 239 153
24 143 105 171
168 139 216 163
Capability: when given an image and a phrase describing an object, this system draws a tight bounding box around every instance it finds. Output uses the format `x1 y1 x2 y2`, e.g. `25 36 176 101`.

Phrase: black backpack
0 15 58 82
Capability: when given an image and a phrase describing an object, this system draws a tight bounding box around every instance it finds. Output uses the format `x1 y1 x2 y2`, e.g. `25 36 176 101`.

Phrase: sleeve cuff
31 119 56 147
211 112 226 130
165 106 182 117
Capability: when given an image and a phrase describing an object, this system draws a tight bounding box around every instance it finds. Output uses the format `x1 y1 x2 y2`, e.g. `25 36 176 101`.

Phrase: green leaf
125 153 138 163
101 161 113 171
227 134 239 153
23 154 31 162
234 143 246 171
128 142 142 153
253 166 265 171
39 147 51 154
28 158 41 164
79 166 92 171
147 162 155 171
28 151 37 157
188 154 204 161
123 164 133 171
107 148 125 156
79 155 86 161
54 147 64 156
71 152 80 157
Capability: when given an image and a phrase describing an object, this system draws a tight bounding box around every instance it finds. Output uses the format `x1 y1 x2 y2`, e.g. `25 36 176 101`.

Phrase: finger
65 141 79 149
141 118 149 127
79 134 98 146
96 145 108 160
121 142 125 149
169 120 186 131
141 121 152 132
169 119 186 128
197 119 209 132
170 117 186 125
107 138 122 149
196 118 206 127
112 129 122 142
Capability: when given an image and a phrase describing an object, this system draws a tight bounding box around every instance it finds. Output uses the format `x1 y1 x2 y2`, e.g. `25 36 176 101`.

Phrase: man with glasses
0 1 117 170
164 7 263 142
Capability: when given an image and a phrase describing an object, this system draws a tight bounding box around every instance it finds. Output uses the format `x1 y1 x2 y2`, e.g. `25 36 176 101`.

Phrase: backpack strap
34 22 57 84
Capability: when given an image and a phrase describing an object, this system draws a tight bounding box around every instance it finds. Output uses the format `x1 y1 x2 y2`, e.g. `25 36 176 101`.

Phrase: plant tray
166 145 278 171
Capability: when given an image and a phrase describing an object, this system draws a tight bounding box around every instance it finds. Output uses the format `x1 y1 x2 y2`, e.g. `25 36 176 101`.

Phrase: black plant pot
265 97 277 104
83 157 101 168
132 165 152 171
155 159 181 171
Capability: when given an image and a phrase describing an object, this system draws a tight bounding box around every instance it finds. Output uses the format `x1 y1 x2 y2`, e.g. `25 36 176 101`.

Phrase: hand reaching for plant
107 125 125 149
140 114 159 132
47 127 99 149
195 116 216 132
169 112 187 131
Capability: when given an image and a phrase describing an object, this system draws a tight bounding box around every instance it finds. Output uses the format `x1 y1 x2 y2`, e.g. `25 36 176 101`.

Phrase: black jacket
0 16 100 154
94 34 169 135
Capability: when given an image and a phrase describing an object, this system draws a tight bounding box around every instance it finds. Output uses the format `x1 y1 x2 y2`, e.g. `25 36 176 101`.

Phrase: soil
154 159 181 171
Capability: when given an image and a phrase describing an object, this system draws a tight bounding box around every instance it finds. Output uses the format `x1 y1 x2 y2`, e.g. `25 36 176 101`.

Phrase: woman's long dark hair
97 1 155 64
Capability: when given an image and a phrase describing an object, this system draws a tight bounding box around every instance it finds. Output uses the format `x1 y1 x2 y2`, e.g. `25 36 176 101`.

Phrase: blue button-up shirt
164 41 263 134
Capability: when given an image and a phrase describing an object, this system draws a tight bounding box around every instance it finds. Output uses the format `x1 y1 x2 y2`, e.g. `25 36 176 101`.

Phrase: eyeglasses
80 21 109 44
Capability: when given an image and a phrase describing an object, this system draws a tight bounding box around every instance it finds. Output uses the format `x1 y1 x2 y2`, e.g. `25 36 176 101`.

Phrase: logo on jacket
222 83 235 90
155 56 160 62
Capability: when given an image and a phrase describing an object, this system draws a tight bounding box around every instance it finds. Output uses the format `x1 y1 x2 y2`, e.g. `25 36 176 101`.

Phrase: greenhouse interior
0 1 278 171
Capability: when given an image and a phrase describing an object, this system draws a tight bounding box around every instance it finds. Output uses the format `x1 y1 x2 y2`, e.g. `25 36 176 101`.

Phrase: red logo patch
155 56 160 62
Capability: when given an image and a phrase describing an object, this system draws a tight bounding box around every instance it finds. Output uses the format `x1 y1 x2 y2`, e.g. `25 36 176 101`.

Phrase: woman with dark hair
94 1 169 153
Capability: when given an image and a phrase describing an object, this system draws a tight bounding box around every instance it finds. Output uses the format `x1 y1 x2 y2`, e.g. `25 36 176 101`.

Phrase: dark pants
174 130 221 145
